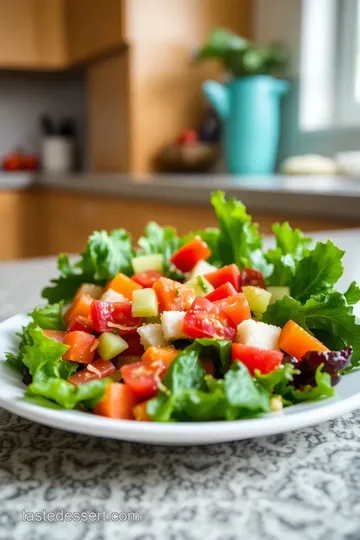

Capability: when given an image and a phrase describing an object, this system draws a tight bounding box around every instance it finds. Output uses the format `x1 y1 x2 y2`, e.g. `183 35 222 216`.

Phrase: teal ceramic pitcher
203 75 290 175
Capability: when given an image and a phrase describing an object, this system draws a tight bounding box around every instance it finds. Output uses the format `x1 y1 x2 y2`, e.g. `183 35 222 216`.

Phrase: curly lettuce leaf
291 241 344 302
263 292 360 368
265 223 311 286
211 191 272 276
281 366 334 405
344 281 360 306
30 302 66 330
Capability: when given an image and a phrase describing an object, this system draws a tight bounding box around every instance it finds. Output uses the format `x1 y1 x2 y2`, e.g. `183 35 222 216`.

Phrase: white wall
0 71 87 169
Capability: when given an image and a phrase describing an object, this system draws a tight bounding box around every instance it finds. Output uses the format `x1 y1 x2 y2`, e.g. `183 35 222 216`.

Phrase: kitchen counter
0 172 360 220
1 228 360 540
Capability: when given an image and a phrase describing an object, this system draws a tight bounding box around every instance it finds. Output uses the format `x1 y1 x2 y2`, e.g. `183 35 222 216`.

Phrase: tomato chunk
63 331 98 364
120 347 178 400
91 300 141 334
132 270 163 288
279 320 329 359
43 329 65 343
93 382 137 419
232 344 283 375
239 268 266 290
205 282 237 302
183 297 236 341
106 273 142 299
68 357 116 385
171 236 211 273
67 315 94 334
205 264 240 291
153 277 195 312
214 293 251 326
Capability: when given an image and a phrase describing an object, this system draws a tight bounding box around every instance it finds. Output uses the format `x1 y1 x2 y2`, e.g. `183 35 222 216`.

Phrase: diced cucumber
98 332 129 360
242 286 272 314
267 286 290 304
184 276 214 297
132 288 159 317
132 254 163 274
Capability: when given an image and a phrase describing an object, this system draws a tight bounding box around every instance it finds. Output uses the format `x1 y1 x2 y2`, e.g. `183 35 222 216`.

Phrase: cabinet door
65 0 124 64
0 0 38 68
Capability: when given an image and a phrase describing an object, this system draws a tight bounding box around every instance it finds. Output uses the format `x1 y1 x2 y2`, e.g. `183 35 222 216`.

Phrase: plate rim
0 313 359 445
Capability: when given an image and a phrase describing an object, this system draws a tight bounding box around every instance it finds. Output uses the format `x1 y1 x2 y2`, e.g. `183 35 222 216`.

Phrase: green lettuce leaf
255 362 296 393
344 281 360 306
137 222 181 278
42 230 134 303
265 223 311 286
194 337 232 376
211 191 271 276
281 366 334 405
291 241 344 302
263 292 360 368
30 302 66 330
26 376 110 409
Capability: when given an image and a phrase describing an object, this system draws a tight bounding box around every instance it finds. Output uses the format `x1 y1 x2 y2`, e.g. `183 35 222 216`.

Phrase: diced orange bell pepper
279 320 329 359
94 382 137 419
141 346 179 367
64 294 93 325
63 331 98 363
133 401 153 422
153 277 195 311
106 273 142 299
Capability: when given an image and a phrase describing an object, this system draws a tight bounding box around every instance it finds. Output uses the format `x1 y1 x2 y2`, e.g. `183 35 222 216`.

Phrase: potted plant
196 29 290 175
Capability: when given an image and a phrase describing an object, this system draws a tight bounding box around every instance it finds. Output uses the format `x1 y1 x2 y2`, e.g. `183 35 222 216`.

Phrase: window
300 0 360 130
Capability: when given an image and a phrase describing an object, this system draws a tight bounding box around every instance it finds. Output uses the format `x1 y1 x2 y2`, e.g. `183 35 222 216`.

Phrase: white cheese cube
188 260 217 279
236 319 281 351
101 289 127 303
137 323 167 349
161 311 187 341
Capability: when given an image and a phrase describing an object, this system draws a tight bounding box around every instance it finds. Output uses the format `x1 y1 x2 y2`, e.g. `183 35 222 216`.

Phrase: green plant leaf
29 302 66 330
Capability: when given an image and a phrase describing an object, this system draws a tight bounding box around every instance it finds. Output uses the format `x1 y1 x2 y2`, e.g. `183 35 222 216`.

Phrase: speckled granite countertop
1 172 360 220
0 229 360 540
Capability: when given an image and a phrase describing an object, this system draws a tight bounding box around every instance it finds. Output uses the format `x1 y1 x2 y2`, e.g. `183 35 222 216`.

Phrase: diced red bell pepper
205 282 237 302
67 315 94 334
68 357 116 385
205 264 240 291
183 297 236 341
91 300 141 334
63 331 98 364
232 343 283 375
171 237 211 273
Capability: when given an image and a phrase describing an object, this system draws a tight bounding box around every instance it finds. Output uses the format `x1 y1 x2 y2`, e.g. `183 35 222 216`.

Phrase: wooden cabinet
0 189 356 261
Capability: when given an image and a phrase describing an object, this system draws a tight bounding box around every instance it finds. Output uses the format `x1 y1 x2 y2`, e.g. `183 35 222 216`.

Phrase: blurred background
1 0 360 260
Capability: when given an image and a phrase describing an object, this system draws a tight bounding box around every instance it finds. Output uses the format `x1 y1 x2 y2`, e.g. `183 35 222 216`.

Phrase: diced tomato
120 347 178 400
118 333 144 356
68 358 116 385
43 329 65 343
93 382 137 419
133 401 153 421
183 297 236 341
75 283 104 300
239 268 266 290
279 320 329 359
106 273 142 299
91 300 141 334
171 237 211 273
205 264 240 291
132 270 163 288
64 294 93 325
214 293 251 326
232 343 283 375
63 331 98 364
205 282 237 302
67 315 94 334
153 277 195 312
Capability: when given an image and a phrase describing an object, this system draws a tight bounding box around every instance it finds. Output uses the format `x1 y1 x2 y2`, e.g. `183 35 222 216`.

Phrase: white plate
0 314 360 445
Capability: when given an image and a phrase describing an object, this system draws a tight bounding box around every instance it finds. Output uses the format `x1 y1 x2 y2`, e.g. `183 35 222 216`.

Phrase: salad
6 192 360 422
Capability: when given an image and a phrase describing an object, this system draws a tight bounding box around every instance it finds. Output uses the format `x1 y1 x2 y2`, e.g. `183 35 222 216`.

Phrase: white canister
41 136 74 173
